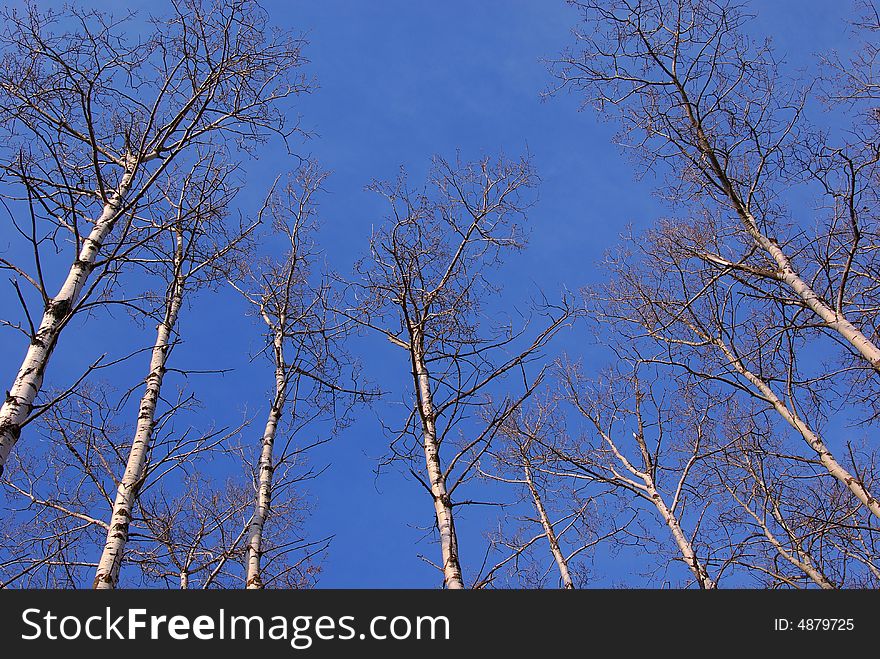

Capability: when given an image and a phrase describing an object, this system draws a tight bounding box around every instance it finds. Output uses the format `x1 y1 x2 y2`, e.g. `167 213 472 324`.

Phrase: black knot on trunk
46 297 72 318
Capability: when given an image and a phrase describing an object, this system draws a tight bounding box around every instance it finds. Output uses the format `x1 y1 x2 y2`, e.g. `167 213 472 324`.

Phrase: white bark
712 337 880 520
644 479 715 589
598 423 715 588
763 529 834 589
411 331 464 589
93 237 183 589
745 211 880 373
244 327 284 589
762 510 835 590
522 459 574 589
0 168 135 475
727 484 835 589
685 98 880 374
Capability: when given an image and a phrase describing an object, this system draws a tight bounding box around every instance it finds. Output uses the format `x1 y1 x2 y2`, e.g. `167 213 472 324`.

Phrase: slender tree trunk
610 417 714 587
683 93 880 373
711 336 880 520
522 458 573 589
180 571 189 590
93 237 183 589
761 522 835 589
245 327 285 589
410 332 464 589
0 168 135 475
744 208 880 373
723 474 836 589
644 479 716 589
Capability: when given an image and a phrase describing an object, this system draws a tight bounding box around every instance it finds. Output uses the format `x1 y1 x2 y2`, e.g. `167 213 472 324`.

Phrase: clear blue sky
0 0 856 587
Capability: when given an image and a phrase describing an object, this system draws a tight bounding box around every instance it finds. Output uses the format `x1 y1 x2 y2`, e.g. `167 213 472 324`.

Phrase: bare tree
493 440 576 588
136 475 253 589
1 379 240 588
135 469 329 589
546 360 721 588
93 153 252 588
348 154 573 588
548 0 880 381
543 0 880 586
0 385 117 588
230 162 360 589
0 0 309 474
696 399 880 589
477 397 612 589
0 381 323 588
711 424 835 588
594 219 880 524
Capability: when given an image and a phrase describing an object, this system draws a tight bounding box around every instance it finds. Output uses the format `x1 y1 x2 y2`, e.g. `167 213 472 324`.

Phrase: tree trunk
0 168 135 475
93 238 183 589
745 210 880 373
712 337 880 520
245 327 285 589
523 458 574 589
683 91 880 374
410 332 464 589
644 480 716 589
761 523 835 589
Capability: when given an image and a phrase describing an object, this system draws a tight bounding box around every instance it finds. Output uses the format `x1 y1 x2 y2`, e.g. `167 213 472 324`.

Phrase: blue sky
266 0 854 586
0 0 857 587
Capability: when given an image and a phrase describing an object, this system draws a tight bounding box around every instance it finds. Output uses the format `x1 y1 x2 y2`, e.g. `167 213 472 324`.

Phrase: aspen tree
478 400 606 589
94 155 252 588
549 0 880 377
350 154 573 588
0 0 308 474
0 381 242 587
231 163 357 589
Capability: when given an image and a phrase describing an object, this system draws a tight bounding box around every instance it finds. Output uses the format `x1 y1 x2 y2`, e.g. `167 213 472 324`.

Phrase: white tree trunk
747 214 880 373
644 480 716 589
724 473 836 589
759 520 835 589
0 169 135 474
687 103 880 373
601 420 715 587
523 459 574 589
411 336 464 589
244 329 285 589
93 260 183 589
713 337 880 520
